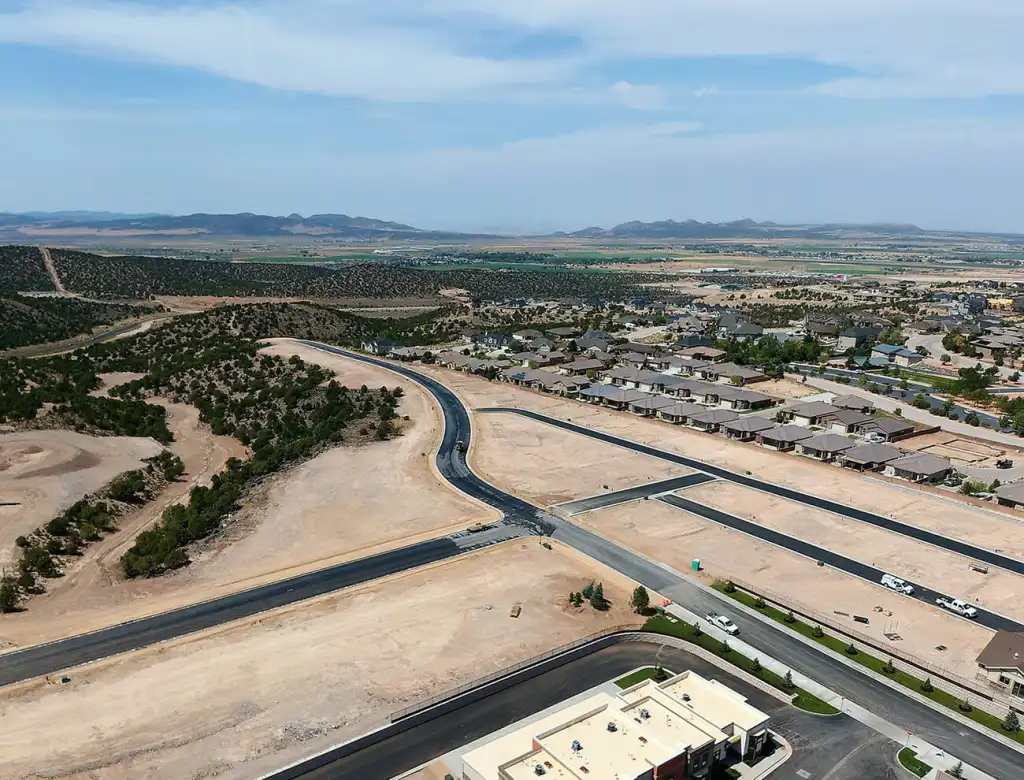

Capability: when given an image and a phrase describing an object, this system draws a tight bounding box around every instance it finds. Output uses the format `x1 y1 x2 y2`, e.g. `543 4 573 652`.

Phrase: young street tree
630 585 650 614
590 582 607 610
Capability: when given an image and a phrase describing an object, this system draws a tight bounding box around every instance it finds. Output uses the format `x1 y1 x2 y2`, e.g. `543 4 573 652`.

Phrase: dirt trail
38 246 66 294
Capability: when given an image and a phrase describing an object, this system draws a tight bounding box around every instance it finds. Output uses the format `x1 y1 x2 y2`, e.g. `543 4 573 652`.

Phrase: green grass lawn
642 615 839 715
714 582 1024 744
614 666 672 688
897 747 932 777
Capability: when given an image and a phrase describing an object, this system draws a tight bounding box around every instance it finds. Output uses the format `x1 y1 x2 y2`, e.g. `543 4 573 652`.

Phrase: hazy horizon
1 1 1023 234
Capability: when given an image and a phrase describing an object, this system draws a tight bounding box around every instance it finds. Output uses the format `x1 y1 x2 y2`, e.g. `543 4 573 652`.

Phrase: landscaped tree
783 671 794 689
630 585 650 614
590 582 607 611
582 580 595 600
1002 709 1020 733
948 761 964 778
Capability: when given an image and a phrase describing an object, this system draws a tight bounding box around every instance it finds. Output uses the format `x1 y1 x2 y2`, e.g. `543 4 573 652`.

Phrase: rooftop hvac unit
639 708 650 719
607 721 618 732
534 764 546 776
682 693 691 701
572 740 582 753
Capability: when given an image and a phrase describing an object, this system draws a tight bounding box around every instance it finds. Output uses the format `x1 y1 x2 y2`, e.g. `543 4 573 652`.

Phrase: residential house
715 385 774 411
836 326 883 352
995 482 1024 509
840 443 904 472
677 346 727 362
657 401 705 424
614 313 648 329
512 328 544 342
687 408 739 433
757 425 814 451
976 631 1024 704
676 332 715 348
821 408 875 434
884 452 953 483
903 320 939 336
701 362 767 386
629 395 679 417
611 341 662 356
721 321 764 342
721 416 776 442
854 417 916 441
361 338 400 355
476 332 512 350
581 386 652 410
619 351 653 368
871 344 924 367
559 357 606 376
390 346 430 360
784 401 839 427
830 394 875 414
798 433 856 462
546 326 581 338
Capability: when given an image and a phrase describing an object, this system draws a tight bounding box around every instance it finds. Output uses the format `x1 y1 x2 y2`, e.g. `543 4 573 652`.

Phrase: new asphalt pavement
556 472 716 515
480 407 1024 577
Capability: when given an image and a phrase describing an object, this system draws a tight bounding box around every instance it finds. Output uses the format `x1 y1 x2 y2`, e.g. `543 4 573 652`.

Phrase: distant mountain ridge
564 218 926 239
0 211 471 239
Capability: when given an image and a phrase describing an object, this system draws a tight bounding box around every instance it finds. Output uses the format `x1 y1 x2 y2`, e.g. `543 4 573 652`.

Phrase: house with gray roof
840 443 904 471
629 395 680 417
721 416 776 442
783 401 839 427
830 394 875 414
757 425 814 451
854 416 916 441
884 452 953 483
995 482 1024 509
559 357 606 376
657 402 705 424
798 433 857 462
687 408 740 433
976 631 1024 700
715 385 775 411
821 408 875 434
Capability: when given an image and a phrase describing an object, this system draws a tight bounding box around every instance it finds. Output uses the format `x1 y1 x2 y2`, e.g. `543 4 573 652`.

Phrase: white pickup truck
936 597 979 618
880 574 915 595
705 611 740 635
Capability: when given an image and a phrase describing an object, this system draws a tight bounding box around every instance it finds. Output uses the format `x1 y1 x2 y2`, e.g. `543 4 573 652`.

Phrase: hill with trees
0 294 151 350
46 247 651 301
0 245 53 293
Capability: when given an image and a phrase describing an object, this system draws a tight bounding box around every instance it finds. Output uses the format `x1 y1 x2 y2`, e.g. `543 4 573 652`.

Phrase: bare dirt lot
0 430 163 567
0 541 640 780
0 342 492 652
470 410 693 506
581 500 992 676
899 432 1007 469
683 480 1024 624
416 367 1024 561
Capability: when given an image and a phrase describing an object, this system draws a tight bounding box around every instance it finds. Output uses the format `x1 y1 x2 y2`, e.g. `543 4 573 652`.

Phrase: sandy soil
0 343 492 652
683 480 1024 623
0 541 641 780
470 411 693 506
582 500 992 677
0 430 164 567
898 432 1007 468
417 368 1024 561
89 372 147 397
758 377 818 401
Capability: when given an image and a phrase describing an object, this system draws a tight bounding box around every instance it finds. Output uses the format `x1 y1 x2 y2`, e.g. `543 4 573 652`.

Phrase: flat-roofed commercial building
461 671 771 780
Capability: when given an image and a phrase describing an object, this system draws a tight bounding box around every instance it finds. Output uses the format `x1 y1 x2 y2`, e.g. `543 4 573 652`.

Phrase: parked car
996 459 1014 469
864 432 887 444
936 596 979 618
880 574 915 595
705 611 740 635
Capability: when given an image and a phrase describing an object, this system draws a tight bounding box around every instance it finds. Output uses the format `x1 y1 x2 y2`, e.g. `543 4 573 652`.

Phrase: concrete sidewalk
664 596 1006 780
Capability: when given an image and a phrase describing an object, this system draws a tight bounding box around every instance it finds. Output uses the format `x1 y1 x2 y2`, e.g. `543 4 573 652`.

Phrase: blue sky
0 0 1023 233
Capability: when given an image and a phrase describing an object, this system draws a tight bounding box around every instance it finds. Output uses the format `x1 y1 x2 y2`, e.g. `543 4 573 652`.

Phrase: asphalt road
0 537 462 687
657 493 1023 633
481 407 1024 577
556 472 716 515
267 642 899 780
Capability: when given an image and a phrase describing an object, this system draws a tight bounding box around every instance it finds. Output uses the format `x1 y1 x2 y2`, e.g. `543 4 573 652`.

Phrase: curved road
2 343 1022 780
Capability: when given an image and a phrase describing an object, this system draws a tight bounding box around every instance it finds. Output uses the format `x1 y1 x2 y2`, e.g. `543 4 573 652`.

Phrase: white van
880 574 915 595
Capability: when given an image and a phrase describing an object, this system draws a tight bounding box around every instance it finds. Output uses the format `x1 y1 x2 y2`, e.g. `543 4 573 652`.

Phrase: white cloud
608 80 664 109
1 0 1022 101
693 85 719 99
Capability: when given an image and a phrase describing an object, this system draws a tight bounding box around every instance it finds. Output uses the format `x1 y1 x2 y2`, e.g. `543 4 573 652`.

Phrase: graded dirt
0 541 641 780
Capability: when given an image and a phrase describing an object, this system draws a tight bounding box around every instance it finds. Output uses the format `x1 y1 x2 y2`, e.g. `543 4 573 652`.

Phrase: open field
418 368 1024 560
469 410 693 506
684 480 1024 624
0 430 164 568
581 500 992 677
0 541 641 780
0 343 493 652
